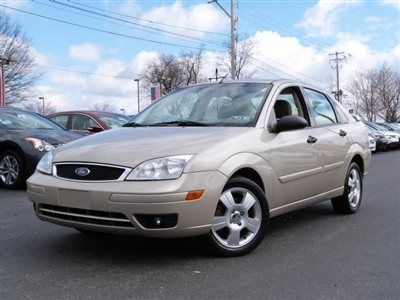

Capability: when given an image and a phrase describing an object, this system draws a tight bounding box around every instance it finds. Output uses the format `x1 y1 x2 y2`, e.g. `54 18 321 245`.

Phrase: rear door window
304 89 337 126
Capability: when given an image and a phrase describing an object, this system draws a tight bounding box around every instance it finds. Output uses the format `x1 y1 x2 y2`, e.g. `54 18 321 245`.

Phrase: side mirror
88 125 103 133
276 115 308 132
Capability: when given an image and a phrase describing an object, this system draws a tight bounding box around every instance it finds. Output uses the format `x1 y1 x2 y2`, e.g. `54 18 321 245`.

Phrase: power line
38 65 135 80
238 2 331 49
49 0 226 49
31 0 218 47
1 4 220 51
68 0 228 37
329 51 351 103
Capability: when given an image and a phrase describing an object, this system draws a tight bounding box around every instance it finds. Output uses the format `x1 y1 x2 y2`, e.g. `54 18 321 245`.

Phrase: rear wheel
0 150 25 189
331 162 363 214
204 176 269 256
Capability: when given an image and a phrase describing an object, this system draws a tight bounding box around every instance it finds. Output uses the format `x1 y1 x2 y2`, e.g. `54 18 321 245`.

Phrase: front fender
218 152 275 205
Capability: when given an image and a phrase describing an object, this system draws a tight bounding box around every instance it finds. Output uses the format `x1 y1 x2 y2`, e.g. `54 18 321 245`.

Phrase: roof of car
48 110 127 117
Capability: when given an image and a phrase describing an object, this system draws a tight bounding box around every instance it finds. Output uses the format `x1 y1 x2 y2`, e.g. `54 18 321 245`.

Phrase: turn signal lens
185 190 204 201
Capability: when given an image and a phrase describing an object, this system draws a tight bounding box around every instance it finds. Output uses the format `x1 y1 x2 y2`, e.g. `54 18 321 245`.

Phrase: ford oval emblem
75 167 91 177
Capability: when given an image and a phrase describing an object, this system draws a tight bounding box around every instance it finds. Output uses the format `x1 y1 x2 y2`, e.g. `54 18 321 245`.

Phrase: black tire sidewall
205 176 269 256
0 150 25 189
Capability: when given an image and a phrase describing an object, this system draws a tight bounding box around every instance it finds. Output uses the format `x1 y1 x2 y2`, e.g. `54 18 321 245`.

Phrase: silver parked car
27 80 371 256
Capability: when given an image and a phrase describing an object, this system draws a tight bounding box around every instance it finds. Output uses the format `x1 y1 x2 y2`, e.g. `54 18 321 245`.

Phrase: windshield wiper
147 120 211 127
122 122 148 127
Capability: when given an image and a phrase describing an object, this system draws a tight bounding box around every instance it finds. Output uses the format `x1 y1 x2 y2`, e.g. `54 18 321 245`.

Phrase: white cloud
117 0 142 17
380 0 400 10
69 43 101 62
297 0 362 37
140 1 228 38
2 0 29 10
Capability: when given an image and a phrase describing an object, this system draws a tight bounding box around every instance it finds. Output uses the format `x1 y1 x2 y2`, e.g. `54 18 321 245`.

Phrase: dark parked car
48 111 129 135
0 107 82 189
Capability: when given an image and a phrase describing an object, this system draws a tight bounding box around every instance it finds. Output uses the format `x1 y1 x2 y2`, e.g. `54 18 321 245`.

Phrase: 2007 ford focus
27 80 371 256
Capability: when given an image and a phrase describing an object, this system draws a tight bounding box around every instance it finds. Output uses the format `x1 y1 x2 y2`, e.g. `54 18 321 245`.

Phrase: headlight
26 138 54 152
36 150 53 175
125 155 192 180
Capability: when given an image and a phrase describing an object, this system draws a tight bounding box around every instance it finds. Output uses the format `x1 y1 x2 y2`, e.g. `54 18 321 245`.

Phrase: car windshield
129 83 271 127
98 115 129 129
368 123 389 131
0 110 63 130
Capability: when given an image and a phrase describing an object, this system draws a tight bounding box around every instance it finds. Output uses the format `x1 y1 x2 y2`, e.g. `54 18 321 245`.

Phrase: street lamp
120 108 126 115
0 55 12 106
38 97 45 116
134 79 140 114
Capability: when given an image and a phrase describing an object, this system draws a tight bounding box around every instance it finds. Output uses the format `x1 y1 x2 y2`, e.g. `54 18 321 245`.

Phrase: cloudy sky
2 0 400 114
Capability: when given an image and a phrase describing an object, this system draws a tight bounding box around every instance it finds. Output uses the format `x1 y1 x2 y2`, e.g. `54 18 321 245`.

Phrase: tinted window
71 114 97 130
305 89 337 125
0 110 63 130
50 114 69 129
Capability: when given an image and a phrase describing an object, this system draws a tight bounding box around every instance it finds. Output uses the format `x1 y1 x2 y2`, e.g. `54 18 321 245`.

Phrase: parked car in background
368 135 376 152
27 80 371 256
364 125 388 151
0 107 82 189
377 122 400 135
48 111 129 135
365 122 400 149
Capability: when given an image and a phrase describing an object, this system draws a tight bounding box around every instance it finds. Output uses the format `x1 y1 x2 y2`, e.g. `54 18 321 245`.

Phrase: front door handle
339 130 347 137
307 135 318 144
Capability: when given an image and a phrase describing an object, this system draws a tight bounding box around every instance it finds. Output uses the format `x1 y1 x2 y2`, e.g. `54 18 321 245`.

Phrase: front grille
38 204 134 228
56 164 125 181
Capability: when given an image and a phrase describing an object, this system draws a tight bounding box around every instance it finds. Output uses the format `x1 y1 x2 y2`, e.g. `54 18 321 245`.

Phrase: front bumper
27 170 227 237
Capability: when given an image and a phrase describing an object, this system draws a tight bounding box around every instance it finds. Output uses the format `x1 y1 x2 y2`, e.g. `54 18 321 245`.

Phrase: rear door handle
307 135 318 144
339 130 347 137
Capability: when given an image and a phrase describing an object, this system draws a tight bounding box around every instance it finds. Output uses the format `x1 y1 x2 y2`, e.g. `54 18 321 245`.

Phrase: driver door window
271 87 309 125
71 114 97 131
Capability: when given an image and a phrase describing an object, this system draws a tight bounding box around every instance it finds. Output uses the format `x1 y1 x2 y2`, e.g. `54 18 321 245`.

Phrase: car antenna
219 73 229 84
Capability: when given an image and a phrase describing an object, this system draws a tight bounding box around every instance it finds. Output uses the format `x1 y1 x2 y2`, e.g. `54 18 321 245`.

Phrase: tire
0 150 25 189
204 176 269 257
331 162 363 214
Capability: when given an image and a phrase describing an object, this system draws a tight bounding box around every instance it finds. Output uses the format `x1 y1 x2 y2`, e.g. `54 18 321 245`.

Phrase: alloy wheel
212 187 262 249
0 155 19 186
348 168 361 208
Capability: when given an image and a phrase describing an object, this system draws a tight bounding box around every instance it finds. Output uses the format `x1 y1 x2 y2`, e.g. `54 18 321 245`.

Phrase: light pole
120 108 126 115
0 55 12 106
134 79 140 114
38 97 45 115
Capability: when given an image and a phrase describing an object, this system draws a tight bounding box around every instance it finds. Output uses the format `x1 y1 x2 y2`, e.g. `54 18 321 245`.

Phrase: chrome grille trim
53 162 132 182
39 208 131 223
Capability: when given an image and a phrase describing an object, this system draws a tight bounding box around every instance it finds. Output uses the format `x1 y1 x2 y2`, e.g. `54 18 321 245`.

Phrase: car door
302 87 350 192
261 85 325 206
70 114 99 135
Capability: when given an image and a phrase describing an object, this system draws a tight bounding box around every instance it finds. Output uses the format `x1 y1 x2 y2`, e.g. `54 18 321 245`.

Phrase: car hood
12 129 82 146
53 127 249 167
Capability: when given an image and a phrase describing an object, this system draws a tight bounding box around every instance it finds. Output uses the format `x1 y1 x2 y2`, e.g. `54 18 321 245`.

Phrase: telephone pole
329 51 350 103
208 0 237 80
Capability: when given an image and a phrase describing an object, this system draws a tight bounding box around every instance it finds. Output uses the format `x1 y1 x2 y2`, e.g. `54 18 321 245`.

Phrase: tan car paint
27 80 371 237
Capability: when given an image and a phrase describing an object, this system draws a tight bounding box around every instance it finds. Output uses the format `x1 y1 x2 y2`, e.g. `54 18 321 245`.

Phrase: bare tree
180 48 205 85
219 35 256 79
375 65 400 122
1 13 41 104
349 69 380 121
140 54 185 95
90 101 115 112
24 101 57 116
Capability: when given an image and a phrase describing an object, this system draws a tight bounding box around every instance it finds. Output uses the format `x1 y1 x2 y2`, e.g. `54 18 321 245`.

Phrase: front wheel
204 176 269 256
0 150 25 189
331 162 363 214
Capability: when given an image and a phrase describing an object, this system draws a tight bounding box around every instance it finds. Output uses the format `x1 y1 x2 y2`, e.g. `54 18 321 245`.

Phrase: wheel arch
218 152 274 204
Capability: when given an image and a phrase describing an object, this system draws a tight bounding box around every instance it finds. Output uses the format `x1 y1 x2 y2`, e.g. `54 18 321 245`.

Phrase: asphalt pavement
1 150 399 299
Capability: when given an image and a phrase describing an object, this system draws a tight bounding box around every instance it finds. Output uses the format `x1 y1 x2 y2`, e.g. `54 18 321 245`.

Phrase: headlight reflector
125 155 192 180
36 150 53 175
26 138 54 152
